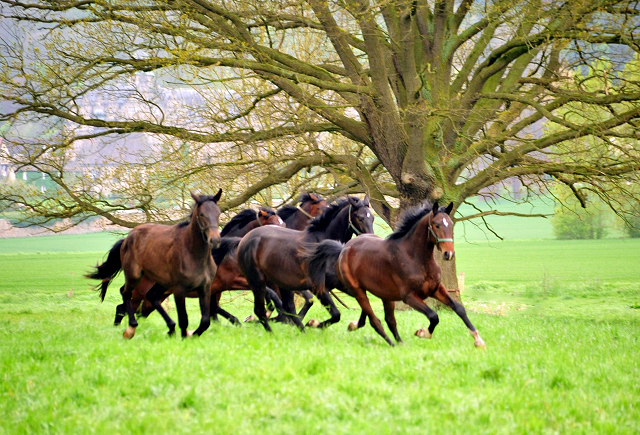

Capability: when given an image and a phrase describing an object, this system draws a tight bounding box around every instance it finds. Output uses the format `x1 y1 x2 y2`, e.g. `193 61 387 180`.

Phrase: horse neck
320 207 353 243
286 212 310 231
403 217 436 262
185 210 209 258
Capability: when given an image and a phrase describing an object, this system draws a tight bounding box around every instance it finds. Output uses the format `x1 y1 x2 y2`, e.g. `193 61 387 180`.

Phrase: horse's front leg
193 283 212 336
307 290 340 329
173 292 189 338
433 284 485 348
403 292 439 338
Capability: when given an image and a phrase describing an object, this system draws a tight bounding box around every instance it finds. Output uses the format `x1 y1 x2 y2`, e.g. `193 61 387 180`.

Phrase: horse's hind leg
382 300 402 344
121 279 139 339
433 284 485 348
211 291 240 326
146 283 176 336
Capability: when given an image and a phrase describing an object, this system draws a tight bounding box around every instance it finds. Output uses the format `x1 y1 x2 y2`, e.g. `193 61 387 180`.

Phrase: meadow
1 215 639 434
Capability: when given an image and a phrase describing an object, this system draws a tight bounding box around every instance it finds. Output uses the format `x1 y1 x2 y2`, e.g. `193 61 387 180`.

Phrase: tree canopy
0 0 639 232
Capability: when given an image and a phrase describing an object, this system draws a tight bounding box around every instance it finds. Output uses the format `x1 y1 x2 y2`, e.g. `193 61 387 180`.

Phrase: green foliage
550 186 610 240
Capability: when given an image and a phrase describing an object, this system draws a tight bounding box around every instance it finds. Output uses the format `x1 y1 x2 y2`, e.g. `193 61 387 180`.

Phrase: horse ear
190 191 202 205
363 194 370 207
212 188 222 203
432 200 439 214
348 195 359 206
445 202 454 215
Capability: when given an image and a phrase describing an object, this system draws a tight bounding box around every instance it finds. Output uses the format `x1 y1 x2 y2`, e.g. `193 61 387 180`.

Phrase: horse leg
173 293 190 338
309 291 340 329
252 287 272 332
352 291 394 346
432 284 485 348
273 289 305 331
347 311 367 331
296 290 315 321
382 300 402 344
192 284 212 336
403 293 439 338
114 285 126 325
121 279 139 339
146 283 176 336
211 291 240 326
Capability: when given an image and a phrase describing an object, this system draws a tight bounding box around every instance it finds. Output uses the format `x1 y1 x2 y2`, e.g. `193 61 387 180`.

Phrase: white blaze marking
443 219 449 227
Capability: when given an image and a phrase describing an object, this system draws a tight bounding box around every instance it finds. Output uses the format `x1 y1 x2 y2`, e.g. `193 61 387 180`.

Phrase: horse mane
277 204 298 220
211 237 241 265
220 209 257 237
298 191 324 204
306 198 350 234
387 203 434 240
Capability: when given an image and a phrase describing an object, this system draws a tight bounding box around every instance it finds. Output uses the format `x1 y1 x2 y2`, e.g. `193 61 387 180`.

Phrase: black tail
85 239 124 302
306 240 344 293
211 237 241 266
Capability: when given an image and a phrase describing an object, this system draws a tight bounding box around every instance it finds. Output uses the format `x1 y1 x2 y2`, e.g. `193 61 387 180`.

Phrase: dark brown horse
113 208 286 327
87 190 222 339
277 192 327 231
306 202 485 348
220 206 284 238
237 195 374 332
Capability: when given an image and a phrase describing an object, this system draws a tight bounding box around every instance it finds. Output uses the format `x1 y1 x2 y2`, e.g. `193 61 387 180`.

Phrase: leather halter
256 211 264 226
347 205 362 236
296 204 314 219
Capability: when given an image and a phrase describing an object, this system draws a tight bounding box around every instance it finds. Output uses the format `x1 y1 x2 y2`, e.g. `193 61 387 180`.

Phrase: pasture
1 229 639 434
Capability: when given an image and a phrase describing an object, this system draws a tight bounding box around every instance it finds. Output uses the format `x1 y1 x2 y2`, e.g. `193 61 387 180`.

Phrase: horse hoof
414 328 432 339
187 330 195 337
347 321 358 331
306 319 320 328
244 314 258 323
123 326 136 339
266 310 273 319
470 330 486 348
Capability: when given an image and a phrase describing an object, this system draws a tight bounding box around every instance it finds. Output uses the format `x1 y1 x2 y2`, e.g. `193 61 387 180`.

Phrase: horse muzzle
206 229 221 249
443 250 455 261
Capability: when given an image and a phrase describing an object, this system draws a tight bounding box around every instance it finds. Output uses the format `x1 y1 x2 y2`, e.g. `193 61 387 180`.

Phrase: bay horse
87 190 222 339
305 201 485 348
113 207 286 327
220 206 284 238
237 195 374 332
277 192 327 231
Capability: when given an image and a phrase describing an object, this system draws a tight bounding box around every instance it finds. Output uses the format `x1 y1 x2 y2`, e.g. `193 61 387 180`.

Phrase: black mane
277 204 298 221
306 198 350 234
211 237 241 265
220 209 257 237
387 203 434 240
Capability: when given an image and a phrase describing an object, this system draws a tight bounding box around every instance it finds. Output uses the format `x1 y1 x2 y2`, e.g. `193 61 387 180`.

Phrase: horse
277 192 327 231
220 206 284 238
87 190 223 339
112 207 286 327
305 201 485 348
237 195 374 332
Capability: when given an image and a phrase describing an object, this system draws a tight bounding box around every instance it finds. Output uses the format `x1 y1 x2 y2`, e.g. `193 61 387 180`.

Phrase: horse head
300 192 328 218
428 201 455 260
346 194 374 236
191 189 222 249
257 206 285 228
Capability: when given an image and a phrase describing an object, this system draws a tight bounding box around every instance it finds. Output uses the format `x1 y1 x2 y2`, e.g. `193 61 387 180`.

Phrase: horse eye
435 224 440 228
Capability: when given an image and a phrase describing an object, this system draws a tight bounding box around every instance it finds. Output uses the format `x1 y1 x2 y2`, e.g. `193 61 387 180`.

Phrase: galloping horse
306 201 485 348
237 195 374 332
113 206 285 327
220 206 284 238
87 190 222 339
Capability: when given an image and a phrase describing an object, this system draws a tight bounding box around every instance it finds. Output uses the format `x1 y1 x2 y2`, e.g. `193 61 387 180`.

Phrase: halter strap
256 211 263 226
427 214 453 243
296 204 314 219
347 205 361 236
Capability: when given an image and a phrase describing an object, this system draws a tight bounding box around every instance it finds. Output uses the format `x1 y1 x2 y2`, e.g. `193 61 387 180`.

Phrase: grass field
1 227 639 434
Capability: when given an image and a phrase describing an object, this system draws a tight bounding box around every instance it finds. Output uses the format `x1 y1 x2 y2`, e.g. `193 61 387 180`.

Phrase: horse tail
211 237 241 266
85 239 124 302
306 240 344 293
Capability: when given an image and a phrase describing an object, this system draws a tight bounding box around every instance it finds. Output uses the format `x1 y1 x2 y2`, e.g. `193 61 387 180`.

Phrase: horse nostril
444 251 454 261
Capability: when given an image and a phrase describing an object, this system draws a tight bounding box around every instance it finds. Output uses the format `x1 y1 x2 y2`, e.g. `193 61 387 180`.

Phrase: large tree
1 0 639 286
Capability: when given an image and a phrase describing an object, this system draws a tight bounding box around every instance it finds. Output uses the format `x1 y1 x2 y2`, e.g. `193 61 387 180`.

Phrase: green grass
1 233 639 434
